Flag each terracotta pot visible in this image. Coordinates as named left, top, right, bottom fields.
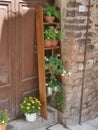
left=51, top=40, right=58, bottom=47
left=44, top=16, right=55, bottom=23
left=25, top=113, right=37, bottom=122
left=0, top=124, right=7, bottom=130
left=44, top=40, right=52, bottom=48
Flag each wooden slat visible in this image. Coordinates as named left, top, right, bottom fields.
left=36, top=6, right=47, bottom=119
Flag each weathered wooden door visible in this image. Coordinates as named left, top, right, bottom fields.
left=0, top=0, right=45, bottom=120
left=0, top=0, right=16, bottom=120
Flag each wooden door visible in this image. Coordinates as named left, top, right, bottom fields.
left=0, top=0, right=45, bottom=119
left=16, top=1, right=40, bottom=117
left=0, top=0, right=16, bottom=119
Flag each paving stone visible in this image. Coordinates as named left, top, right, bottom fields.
left=7, top=106, right=58, bottom=130
left=70, top=124, right=98, bottom=130
left=85, top=118, right=98, bottom=128
left=69, top=118, right=98, bottom=130
left=36, top=127, right=46, bottom=130
left=82, top=123, right=98, bottom=130
left=47, top=124, right=68, bottom=130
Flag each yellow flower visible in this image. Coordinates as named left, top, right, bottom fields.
left=23, top=100, right=26, bottom=103
left=32, top=106, right=35, bottom=109
left=26, top=107, right=30, bottom=110
left=38, top=107, right=40, bottom=110
left=34, top=97, right=36, bottom=100
left=1, top=120, right=5, bottom=123
left=32, top=101, right=34, bottom=104
left=27, top=103, right=31, bottom=106
left=29, top=96, right=32, bottom=100
left=21, top=106, right=23, bottom=108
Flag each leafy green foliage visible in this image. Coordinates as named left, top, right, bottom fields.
left=47, top=77, right=65, bottom=112
left=44, top=3, right=60, bottom=18
left=0, top=110, right=9, bottom=124
left=20, top=97, right=41, bottom=114
left=47, top=76, right=57, bottom=88
left=52, top=86, right=65, bottom=112
left=44, top=26, right=62, bottom=41
left=45, top=54, right=65, bottom=75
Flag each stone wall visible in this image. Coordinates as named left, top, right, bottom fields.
left=55, top=0, right=98, bottom=126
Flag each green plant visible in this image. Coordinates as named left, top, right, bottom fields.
left=51, top=85, right=65, bottom=112
left=46, top=76, right=60, bottom=90
left=47, top=77, right=65, bottom=112
left=44, top=26, right=62, bottom=41
left=20, top=97, right=41, bottom=114
left=45, top=54, right=66, bottom=75
left=44, top=3, right=60, bottom=18
left=0, top=110, right=10, bottom=124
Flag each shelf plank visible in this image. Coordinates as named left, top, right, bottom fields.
left=44, top=46, right=60, bottom=50
left=44, top=22, right=60, bottom=25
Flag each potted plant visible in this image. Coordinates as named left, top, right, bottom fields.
left=44, top=26, right=62, bottom=47
left=20, top=96, right=41, bottom=122
left=0, top=110, right=10, bottom=130
left=46, top=76, right=60, bottom=95
left=44, top=3, right=60, bottom=23
left=46, top=76, right=65, bottom=112
left=50, top=79, right=65, bottom=112
left=45, top=54, right=66, bottom=75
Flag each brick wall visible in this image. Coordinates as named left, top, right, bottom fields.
left=55, top=0, right=98, bottom=126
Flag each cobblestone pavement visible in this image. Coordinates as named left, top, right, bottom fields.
left=37, top=118, right=98, bottom=130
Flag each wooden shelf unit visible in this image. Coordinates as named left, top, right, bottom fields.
left=36, top=6, right=61, bottom=119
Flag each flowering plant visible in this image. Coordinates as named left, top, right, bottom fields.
left=0, top=110, right=10, bottom=124
left=45, top=54, right=66, bottom=75
left=46, top=76, right=65, bottom=112
left=46, top=76, right=62, bottom=90
left=44, top=3, right=60, bottom=18
left=44, top=26, right=62, bottom=41
left=20, top=97, right=41, bottom=114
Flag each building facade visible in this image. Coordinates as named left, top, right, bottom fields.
left=56, top=0, right=98, bottom=126
left=0, top=0, right=98, bottom=127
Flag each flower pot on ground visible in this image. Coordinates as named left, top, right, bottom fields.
left=20, top=96, right=41, bottom=122
left=25, top=113, right=37, bottom=122
left=44, top=3, right=60, bottom=23
left=0, top=124, right=7, bottom=130
left=0, top=110, right=10, bottom=130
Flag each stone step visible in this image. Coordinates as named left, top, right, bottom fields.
left=7, top=106, right=58, bottom=130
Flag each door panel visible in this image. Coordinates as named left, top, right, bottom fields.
left=16, top=2, right=39, bottom=116
left=19, top=3, right=37, bottom=78
left=0, top=1, right=16, bottom=119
